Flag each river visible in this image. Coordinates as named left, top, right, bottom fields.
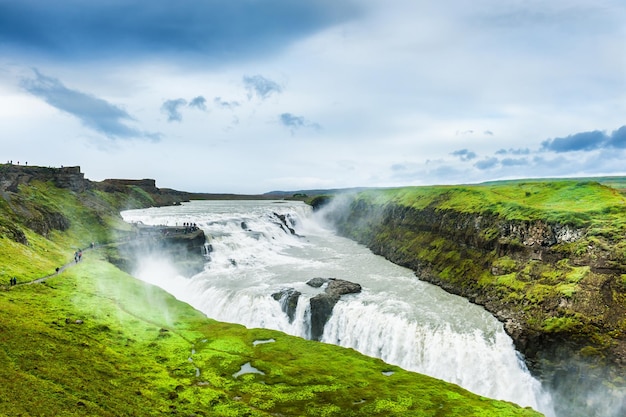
left=121, top=199, right=555, bottom=416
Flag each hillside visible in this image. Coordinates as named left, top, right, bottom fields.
left=0, top=164, right=542, bottom=416
left=321, top=179, right=626, bottom=417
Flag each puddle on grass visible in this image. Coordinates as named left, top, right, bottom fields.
left=382, top=371, right=395, bottom=376
left=253, top=339, right=276, bottom=346
left=233, top=362, right=265, bottom=378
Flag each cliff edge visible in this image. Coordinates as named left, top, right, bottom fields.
left=322, top=180, right=626, bottom=417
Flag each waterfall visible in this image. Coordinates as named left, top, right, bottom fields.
left=122, top=200, right=555, bottom=416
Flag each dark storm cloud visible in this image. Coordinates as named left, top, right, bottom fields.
left=21, top=69, right=159, bottom=140
left=188, top=96, right=207, bottom=111
left=244, top=75, right=283, bottom=100
left=279, top=113, right=321, bottom=132
left=0, top=1, right=361, bottom=63
left=161, top=98, right=187, bottom=122
left=451, top=149, right=477, bottom=161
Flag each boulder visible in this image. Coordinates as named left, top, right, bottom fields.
left=309, top=294, right=340, bottom=341
left=271, top=288, right=302, bottom=323
left=306, top=277, right=328, bottom=288
left=309, top=278, right=362, bottom=341
left=326, top=278, right=362, bottom=296
left=273, top=278, right=362, bottom=340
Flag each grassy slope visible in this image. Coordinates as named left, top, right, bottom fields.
left=0, top=181, right=542, bottom=416
left=362, top=179, right=626, bottom=228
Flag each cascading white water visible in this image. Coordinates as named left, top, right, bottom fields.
left=121, top=200, right=555, bottom=416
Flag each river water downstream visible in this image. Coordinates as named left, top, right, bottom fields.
left=121, top=200, right=555, bottom=416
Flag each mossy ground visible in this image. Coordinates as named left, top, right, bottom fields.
left=0, top=253, right=542, bottom=416
left=0, top=177, right=542, bottom=416
left=365, top=179, right=626, bottom=230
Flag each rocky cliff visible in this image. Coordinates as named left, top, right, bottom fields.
left=107, top=225, right=209, bottom=277
left=0, top=164, right=89, bottom=193
left=321, top=182, right=626, bottom=417
left=0, top=163, right=207, bottom=275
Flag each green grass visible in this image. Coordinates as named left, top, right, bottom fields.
left=0, top=253, right=542, bottom=416
left=357, top=179, right=626, bottom=229
left=0, top=176, right=543, bottom=416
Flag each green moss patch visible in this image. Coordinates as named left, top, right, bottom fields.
left=0, top=174, right=544, bottom=416
left=0, top=253, right=542, bottom=416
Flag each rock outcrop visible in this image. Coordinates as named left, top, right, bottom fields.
left=308, top=278, right=362, bottom=340
left=0, top=164, right=89, bottom=193
left=109, top=225, right=208, bottom=277
left=271, top=288, right=301, bottom=323
left=272, top=278, right=362, bottom=341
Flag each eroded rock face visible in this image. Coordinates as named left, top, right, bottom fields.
left=24, top=207, right=70, bottom=236
left=0, top=165, right=89, bottom=193
left=307, top=278, right=362, bottom=341
left=328, top=198, right=626, bottom=417
left=309, top=293, right=340, bottom=341
left=271, top=278, right=362, bottom=341
left=271, top=288, right=302, bottom=323
left=272, top=212, right=298, bottom=235
left=109, top=226, right=208, bottom=277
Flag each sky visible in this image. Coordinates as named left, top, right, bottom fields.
left=1, top=0, right=625, bottom=194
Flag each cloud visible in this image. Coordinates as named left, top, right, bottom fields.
left=496, top=148, right=531, bottom=155
left=188, top=96, right=207, bottom=111
left=451, top=149, right=477, bottom=161
left=455, top=130, right=494, bottom=137
left=279, top=113, right=321, bottom=132
left=214, top=97, right=240, bottom=110
left=539, top=126, right=626, bottom=153
left=501, top=157, right=529, bottom=166
left=541, top=130, right=607, bottom=152
left=161, top=96, right=208, bottom=121
left=607, top=125, right=626, bottom=149
left=20, top=69, right=159, bottom=140
left=161, top=98, right=188, bottom=122
left=0, top=1, right=360, bottom=63
left=244, top=75, right=283, bottom=100
left=391, top=163, right=408, bottom=172
left=474, top=157, right=499, bottom=170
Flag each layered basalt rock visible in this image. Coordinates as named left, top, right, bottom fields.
left=0, top=164, right=89, bottom=193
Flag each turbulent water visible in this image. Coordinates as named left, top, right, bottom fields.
left=121, top=200, right=555, bottom=416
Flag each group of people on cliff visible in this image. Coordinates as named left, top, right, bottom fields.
left=183, top=222, right=198, bottom=233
